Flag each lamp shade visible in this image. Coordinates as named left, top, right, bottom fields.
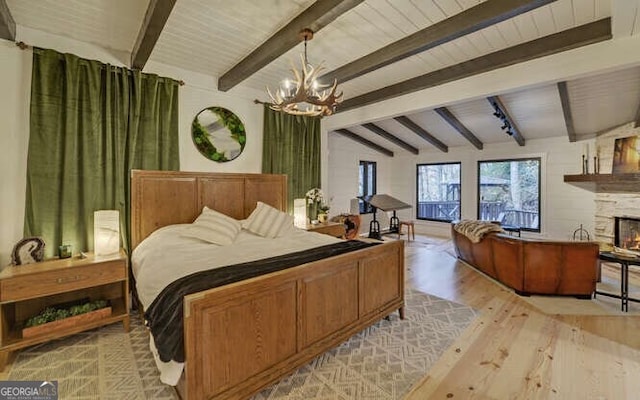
left=94, top=210, right=120, bottom=256
left=293, top=198, right=307, bottom=227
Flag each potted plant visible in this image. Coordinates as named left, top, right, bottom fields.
left=317, top=203, right=330, bottom=223
left=305, top=187, right=325, bottom=223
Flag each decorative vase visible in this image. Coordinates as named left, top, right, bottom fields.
left=307, top=200, right=319, bottom=222
left=318, top=213, right=328, bottom=223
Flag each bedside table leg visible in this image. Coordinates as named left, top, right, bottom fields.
left=398, top=307, right=405, bottom=320
left=122, top=315, right=131, bottom=333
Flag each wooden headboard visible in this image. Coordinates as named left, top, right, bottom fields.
left=130, top=170, right=287, bottom=249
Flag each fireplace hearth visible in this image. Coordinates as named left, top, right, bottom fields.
left=614, top=216, right=640, bottom=251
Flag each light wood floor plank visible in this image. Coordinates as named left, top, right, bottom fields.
left=405, top=235, right=640, bottom=400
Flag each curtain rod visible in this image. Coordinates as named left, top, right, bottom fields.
left=15, top=41, right=185, bottom=86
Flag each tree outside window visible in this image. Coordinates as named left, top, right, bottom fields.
left=477, top=158, right=541, bottom=231
left=416, top=163, right=461, bottom=222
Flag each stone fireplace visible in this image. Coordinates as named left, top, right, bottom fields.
left=593, top=123, right=640, bottom=247
left=615, top=216, right=640, bottom=251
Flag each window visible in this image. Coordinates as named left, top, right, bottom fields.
left=416, top=162, right=461, bottom=222
left=477, top=158, right=541, bottom=232
left=358, top=161, right=376, bottom=214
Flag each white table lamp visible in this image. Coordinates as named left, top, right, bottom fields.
left=293, top=198, right=307, bottom=227
left=94, top=210, right=120, bottom=256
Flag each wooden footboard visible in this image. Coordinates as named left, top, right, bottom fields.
left=130, top=170, right=405, bottom=399
left=180, top=240, right=404, bottom=400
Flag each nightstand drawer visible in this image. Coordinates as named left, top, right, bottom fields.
left=1, top=261, right=125, bottom=302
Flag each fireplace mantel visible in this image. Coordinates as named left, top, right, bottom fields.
left=563, top=173, right=640, bottom=193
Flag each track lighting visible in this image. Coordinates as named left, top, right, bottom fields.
left=490, top=100, right=514, bottom=137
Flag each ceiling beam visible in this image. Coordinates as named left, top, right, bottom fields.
left=333, top=129, right=394, bottom=157
left=131, top=0, right=177, bottom=70
left=487, top=96, right=525, bottom=146
left=339, top=18, right=611, bottom=112
left=361, top=123, right=419, bottom=154
left=434, top=107, right=483, bottom=150
left=393, top=116, right=448, bottom=153
left=0, top=0, right=16, bottom=41
left=218, top=0, right=364, bottom=92
left=557, top=81, right=577, bottom=142
left=320, top=0, right=555, bottom=85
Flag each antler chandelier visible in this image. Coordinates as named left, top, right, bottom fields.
left=265, top=28, right=342, bottom=117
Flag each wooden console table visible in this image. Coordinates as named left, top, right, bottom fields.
left=596, top=252, right=640, bottom=312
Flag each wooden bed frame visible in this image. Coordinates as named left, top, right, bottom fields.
left=130, top=170, right=405, bottom=400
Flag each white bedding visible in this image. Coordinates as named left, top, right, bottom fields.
left=131, top=224, right=342, bottom=385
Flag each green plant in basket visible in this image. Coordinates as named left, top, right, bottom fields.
left=25, top=299, right=109, bottom=328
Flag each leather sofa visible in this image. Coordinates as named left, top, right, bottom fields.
left=451, top=223, right=599, bottom=297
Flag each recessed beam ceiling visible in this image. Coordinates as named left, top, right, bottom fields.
left=557, top=81, right=576, bottom=142
left=218, top=0, right=364, bottom=92
left=487, top=96, right=525, bottom=146
left=131, top=0, right=177, bottom=70
left=0, top=0, right=16, bottom=41
left=333, top=129, right=394, bottom=157
left=435, top=107, right=483, bottom=150
left=320, top=0, right=556, bottom=85
left=361, top=123, right=419, bottom=154
left=393, top=116, right=448, bottom=153
left=339, top=18, right=612, bottom=112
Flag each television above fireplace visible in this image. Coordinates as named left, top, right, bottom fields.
left=614, top=216, right=640, bottom=253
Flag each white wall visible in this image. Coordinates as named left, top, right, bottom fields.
left=0, top=41, right=32, bottom=267
left=0, top=28, right=264, bottom=266
left=328, top=132, right=597, bottom=240
left=326, top=132, right=409, bottom=234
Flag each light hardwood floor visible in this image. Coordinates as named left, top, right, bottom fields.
left=404, top=235, right=640, bottom=400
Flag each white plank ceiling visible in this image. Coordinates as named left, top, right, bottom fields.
left=4, top=0, right=640, bottom=153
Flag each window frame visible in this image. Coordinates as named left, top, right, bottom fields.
left=415, top=161, right=462, bottom=223
left=358, top=160, right=377, bottom=214
left=476, top=157, right=542, bottom=233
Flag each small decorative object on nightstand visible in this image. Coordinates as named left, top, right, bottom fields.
left=58, top=244, right=72, bottom=259
left=11, top=237, right=45, bottom=265
left=0, top=250, right=129, bottom=371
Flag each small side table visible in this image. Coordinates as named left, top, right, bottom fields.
left=596, top=252, right=640, bottom=312
left=501, top=225, right=521, bottom=237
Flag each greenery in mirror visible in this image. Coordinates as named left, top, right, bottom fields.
left=192, top=107, right=246, bottom=162
left=25, top=299, right=109, bottom=328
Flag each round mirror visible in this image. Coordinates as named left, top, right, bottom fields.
left=192, top=107, right=246, bottom=162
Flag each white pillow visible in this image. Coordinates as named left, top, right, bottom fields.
left=243, top=201, right=293, bottom=238
left=181, top=206, right=241, bottom=245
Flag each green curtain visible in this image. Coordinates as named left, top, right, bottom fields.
left=262, top=105, right=321, bottom=213
left=24, top=48, right=179, bottom=257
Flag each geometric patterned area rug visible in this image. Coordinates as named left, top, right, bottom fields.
left=8, top=290, right=477, bottom=400
left=8, top=318, right=176, bottom=400
left=252, top=289, right=477, bottom=399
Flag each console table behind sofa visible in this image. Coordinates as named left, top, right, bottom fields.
left=451, top=224, right=599, bottom=297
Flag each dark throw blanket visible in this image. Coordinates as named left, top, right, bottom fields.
left=144, top=240, right=379, bottom=363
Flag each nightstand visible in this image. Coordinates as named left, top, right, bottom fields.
left=0, top=250, right=129, bottom=370
left=303, top=221, right=346, bottom=238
